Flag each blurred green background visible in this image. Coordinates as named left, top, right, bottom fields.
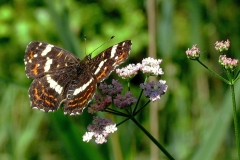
left=0, top=0, right=240, bottom=159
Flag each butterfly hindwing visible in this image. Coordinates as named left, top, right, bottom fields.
left=28, top=69, right=77, bottom=112
left=29, top=76, right=62, bottom=112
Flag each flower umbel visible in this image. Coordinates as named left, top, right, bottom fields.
left=113, top=91, right=137, bottom=108
left=83, top=116, right=117, bottom=144
left=215, top=39, right=230, bottom=52
left=219, top=55, right=239, bottom=71
left=116, top=63, right=142, bottom=80
left=99, top=79, right=123, bottom=96
left=88, top=94, right=112, bottom=114
left=88, top=80, right=124, bottom=114
left=140, top=57, right=164, bottom=76
left=186, top=44, right=200, bottom=59
left=140, top=80, right=168, bottom=102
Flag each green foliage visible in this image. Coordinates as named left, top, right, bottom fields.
left=0, top=0, right=239, bottom=159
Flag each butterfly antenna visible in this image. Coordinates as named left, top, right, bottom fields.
left=90, top=36, right=115, bottom=54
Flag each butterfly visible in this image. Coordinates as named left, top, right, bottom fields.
left=24, top=40, right=132, bottom=115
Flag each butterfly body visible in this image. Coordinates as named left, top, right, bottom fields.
left=24, top=40, right=132, bottom=115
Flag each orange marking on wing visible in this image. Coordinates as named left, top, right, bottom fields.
left=44, top=99, right=55, bottom=107
left=29, top=51, right=34, bottom=60
left=34, top=88, right=41, bottom=100
left=41, top=85, right=57, bottom=101
left=116, top=52, right=127, bottom=63
left=45, top=100, right=51, bottom=105
left=68, top=86, right=94, bottom=107
left=33, top=86, right=56, bottom=108
left=97, top=67, right=108, bottom=80
left=78, top=86, right=94, bottom=105
left=31, top=64, right=39, bottom=75
left=68, top=103, right=77, bottom=108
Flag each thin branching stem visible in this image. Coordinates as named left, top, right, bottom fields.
left=197, top=59, right=230, bottom=84
left=104, top=108, right=128, bottom=117
left=134, top=100, right=150, bottom=115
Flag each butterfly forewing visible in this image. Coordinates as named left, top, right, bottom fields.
left=24, top=41, right=80, bottom=79
left=90, top=40, right=132, bottom=82
left=24, top=40, right=132, bottom=115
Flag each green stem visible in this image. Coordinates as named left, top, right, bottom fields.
left=133, top=76, right=149, bottom=113
left=230, top=84, right=240, bottom=159
left=131, top=117, right=175, bottom=160
left=133, top=89, right=144, bottom=113
left=225, top=69, right=233, bottom=82
left=134, top=100, right=150, bottom=115
left=233, top=70, right=240, bottom=83
left=104, top=108, right=128, bottom=117
left=197, top=59, right=229, bottom=84
left=116, top=117, right=131, bottom=126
